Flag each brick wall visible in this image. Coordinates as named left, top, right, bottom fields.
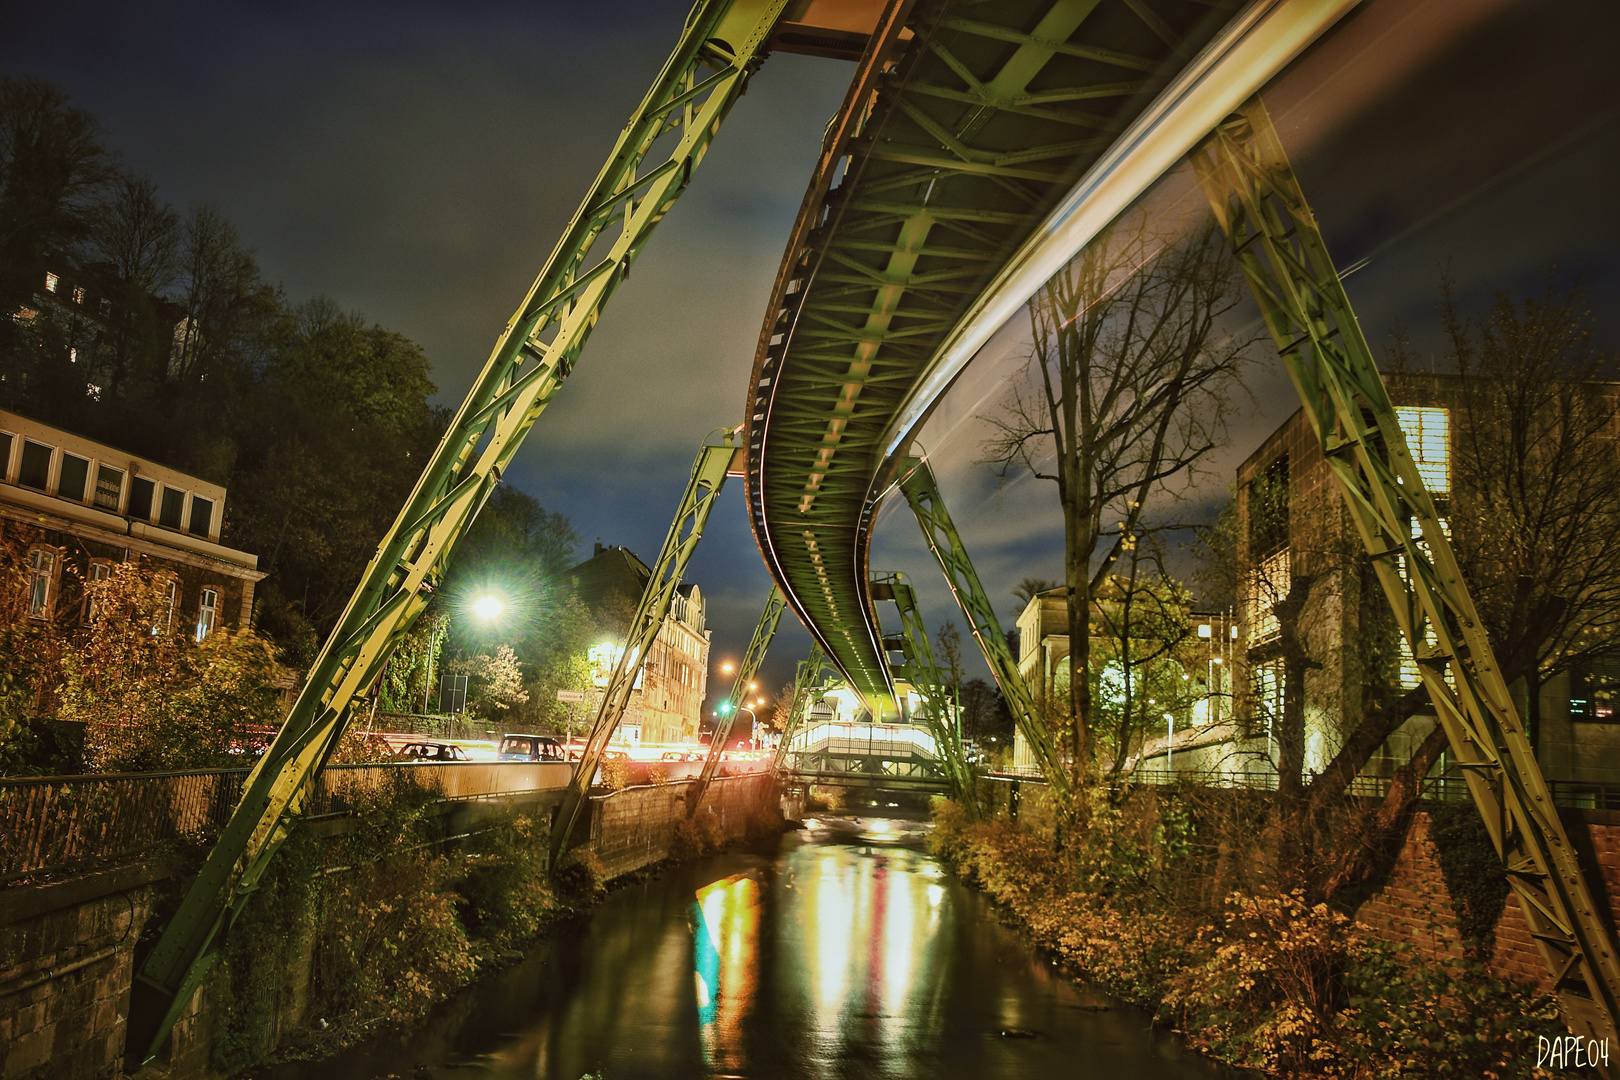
left=1357, top=807, right=1620, bottom=993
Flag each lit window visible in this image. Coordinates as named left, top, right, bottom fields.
left=72, top=286, right=84, bottom=305
left=1252, top=660, right=1283, bottom=724
left=1197, top=624, right=1212, bottom=639
left=83, top=561, right=112, bottom=624
left=93, top=466, right=123, bottom=511
left=1394, top=406, right=1449, bottom=494
left=1247, top=549, right=1290, bottom=644
left=86, top=383, right=101, bottom=401
left=27, top=548, right=54, bottom=618
left=196, top=588, right=218, bottom=641
left=19, top=441, right=51, bottom=490
left=69, top=347, right=77, bottom=364
left=44, top=272, right=58, bottom=293
left=58, top=454, right=89, bottom=502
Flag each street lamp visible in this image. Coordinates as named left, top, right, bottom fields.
left=721, top=661, right=735, bottom=674
left=471, top=592, right=505, bottom=623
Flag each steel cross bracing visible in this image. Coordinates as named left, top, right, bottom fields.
left=552, top=432, right=744, bottom=863
left=687, top=585, right=787, bottom=814
left=772, top=644, right=831, bottom=774
left=124, top=0, right=792, bottom=1062
left=745, top=0, right=1238, bottom=717
left=1192, top=98, right=1620, bottom=1054
left=897, top=456, right=1068, bottom=799
left=870, top=572, right=979, bottom=813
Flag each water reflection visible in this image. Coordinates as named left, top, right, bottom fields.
left=692, top=872, right=759, bottom=1074
left=283, top=814, right=1224, bottom=1079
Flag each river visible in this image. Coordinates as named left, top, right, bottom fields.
left=278, top=813, right=1226, bottom=1079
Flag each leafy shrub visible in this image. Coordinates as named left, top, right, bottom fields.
left=672, top=811, right=726, bottom=859
left=456, top=812, right=558, bottom=944
left=552, top=847, right=607, bottom=910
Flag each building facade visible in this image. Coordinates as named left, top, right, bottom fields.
left=567, top=542, right=712, bottom=747
left=0, top=408, right=265, bottom=638
left=1230, top=374, right=1620, bottom=788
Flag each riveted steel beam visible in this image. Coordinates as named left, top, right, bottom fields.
left=124, top=1, right=792, bottom=1064
left=1193, top=96, right=1620, bottom=1063
left=552, top=432, right=743, bottom=861
left=896, top=457, right=1067, bottom=801
left=687, top=585, right=787, bottom=813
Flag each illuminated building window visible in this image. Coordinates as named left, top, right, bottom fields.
left=83, top=561, right=112, bottom=624
left=44, top=272, right=58, bottom=293
left=1571, top=660, right=1620, bottom=723
left=196, top=588, right=218, bottom=642
left=93, top=466, right=122, bottom=511
left=1247, top=548, right=1289, bottom=644
left=69, top=347, right=77, bottom=364
left=27, top=548, right=54, bottom=618
left=153, top=576, right=178, bottom=635
left=1394, top=406, right=1449, bottom=494
left=1252, top=660, right=1283, bottom=724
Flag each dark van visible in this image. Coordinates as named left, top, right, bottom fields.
left=498, top=734, right=565, bottom=762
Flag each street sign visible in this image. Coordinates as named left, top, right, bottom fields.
left=556, top=690, right=586, bottom=702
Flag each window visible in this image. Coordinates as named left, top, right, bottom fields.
left=1394, top=406, right=1450, bottom=494
left=0, top=432, right=11, bottom=479
left=72, top=286, right=84, bottom=305
left=129, top=477, right=155, bottom=520
left=196, top=588, right=218, bottom=641
left=19, top=441, right=51, bottom=490
left=27, top=548, right=54, bottom=618
left=44, top=272, right=58, bottom=293
left=1247, top=548, right=1290, bottom=645
left=1570, top=660, right=1620, bottom=723
left=188, top=496, right=213, bottom=537
left=58, top=454, right=89, bottom=502
left=94, top=466, right=123, bottom=511
left=68, top=347, right=77, bottom=364
left=1248, top=454, right=1290, bottom=557
left=83, top=561, right=112, bottom=624
left=159, top=487, right=184, bottom=529
left=153, top=577, right=178, bottom=635
left=99, top=298, right=111, bottom=316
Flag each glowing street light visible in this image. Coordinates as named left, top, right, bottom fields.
left=471, top=593, right=505, bottom=623
left=721, top=661, right=735, bottom=674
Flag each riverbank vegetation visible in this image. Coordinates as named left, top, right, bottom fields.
left=931, top=790, right=1568, bottom=1079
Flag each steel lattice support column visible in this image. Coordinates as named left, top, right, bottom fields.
left=121, top=3, right=790, bottom=1063
left=871, top=572, right=979, bottom=816
left=896, top=456, right=1067, bottom=801
left=1193, top=97, right=1620, bottom=1057
left=687, top=585, right=787, bottom=814
left=552, top=431, right=744, bottom=861
left=772, top=644, right=829, bottom=775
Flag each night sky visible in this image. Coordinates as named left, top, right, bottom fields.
left=6, top=0, right=1617, bottom=704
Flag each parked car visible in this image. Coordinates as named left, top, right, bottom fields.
left=661, top=750, right=703, bottom=762
left=394, top=741, right=470, bottom=762
left=498, top=734, right=567, bottom=762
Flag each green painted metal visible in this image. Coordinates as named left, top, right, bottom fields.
left=897, top=456, right=1067, bottom=800
left=870, top=571, right=979, bottom=814
left=771, top=644, right=830, bottom=775
left=552, top=432, right=743, bottom=862
left=123, top=1, right=790, bottom=1063
left=687, top=585, right=787, bottom=813
left=1193, top=97, right=1620, bottom=1057
left=745, top=0, right=1237, bottom=716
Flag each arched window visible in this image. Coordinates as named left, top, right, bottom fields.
left=82, top=560, right=113, bottom=625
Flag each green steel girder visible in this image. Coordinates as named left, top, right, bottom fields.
left=744, top=0, right=1237, bottom=718
left=896, top=457, right=1068, bottom=800
left=125, top=0, right=791, bottom=1064
left=772, top=644, right=831, bottom=774
left=1193, top=97, right=1620, bottom=1058
left=554, top=432, right=743, bottom=860
left=870, top=571, right=980, bottom=814
left=687, top=585, right=787, bottom=813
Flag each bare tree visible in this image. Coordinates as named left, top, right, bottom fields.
left=981, top=212, right=1254, bottom=789
left=1012, top=577, right=1061, bottom=611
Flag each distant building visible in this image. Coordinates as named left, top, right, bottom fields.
left=0, top=408, right=265, bottom=638
left=1010, top=584, right=1236, bottom=775
left=566, top=541, right=711, bottom=747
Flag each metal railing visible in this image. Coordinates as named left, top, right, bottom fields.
left=0, top=760, right=578, bottom=881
